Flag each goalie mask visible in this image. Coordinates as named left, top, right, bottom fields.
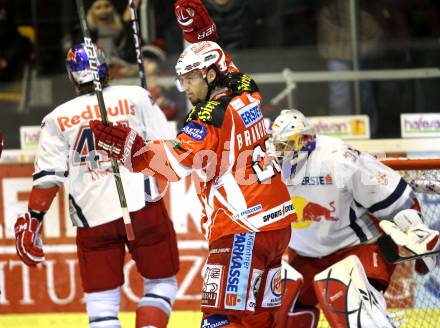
left=271, top=109, right=315, bottom=159
left=66, top=43, right=108, bottom=85
left=175, top=41, right=228, bottom=92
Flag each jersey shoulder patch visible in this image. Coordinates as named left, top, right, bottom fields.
left=185, top=97, right=231, bottom=128
left=226, top=72, right=259, bottom=96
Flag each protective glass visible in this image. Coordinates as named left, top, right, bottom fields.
left=175, top=70, right=205, bottom=92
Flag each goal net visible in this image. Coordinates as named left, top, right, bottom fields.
left=383, top=158, right=440, bottom=328
left=318, top=157, right=440, bottom=328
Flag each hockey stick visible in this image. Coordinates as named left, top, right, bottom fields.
left=127, top=0, right=147, bottom=88
left=75, top=0, right=135, bottom=240
left=377, top=234, right=440, bottom=264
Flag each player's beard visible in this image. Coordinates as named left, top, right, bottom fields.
left=188, top=92, right=205, bottom=106
left=189, top=97, right=202, bottom=106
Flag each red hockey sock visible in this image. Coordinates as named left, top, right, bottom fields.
left=136, top=306, right=169, bottom=328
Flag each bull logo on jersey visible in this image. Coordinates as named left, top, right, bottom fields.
left=376, top=173, right=388, bottom=185
left=292, top=196, right=338, bottom=229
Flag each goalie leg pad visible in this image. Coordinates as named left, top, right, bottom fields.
left=313, top=255, right=394, bottom=328
left=275, top=260, right=304, bottom=328
left=136, top=276, right=178, bottom=328
left=85, top=287, right=121, bottom=328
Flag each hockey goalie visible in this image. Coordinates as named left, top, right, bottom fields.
left=271, top=109, right=440, bottom=328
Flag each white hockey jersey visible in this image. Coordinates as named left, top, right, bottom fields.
left=33, top=85, right=173, bottom=227
left=283, top=135, right=417, bottom=257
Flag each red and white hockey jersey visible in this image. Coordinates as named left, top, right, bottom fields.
left=134, top=87, right=296, bottom=243
left=283, top=135, right=418, bottom=257
left=33, top=85, right=173, bottom=227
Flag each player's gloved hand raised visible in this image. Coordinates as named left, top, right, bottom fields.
left=15, top=212, right=45, bottom=266
left=90, top=120, right=147, bottom=171
left=174, top=0, right=218, bottom=43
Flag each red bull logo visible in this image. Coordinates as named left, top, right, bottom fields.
left=67, top=49, right=76, bottom=62
left=303, top=200, right=337, bottom=222
left=292, top=197, right=338, bottom=228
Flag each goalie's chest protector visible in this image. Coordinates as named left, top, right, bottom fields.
left=35, top=86, right=155, bottom=227
left=284, top=135, right=406, bottom=258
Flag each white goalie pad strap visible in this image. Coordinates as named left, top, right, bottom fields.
left=287, top=309, right=319, bottom=328
left=313, top=255, right=396, bottom=328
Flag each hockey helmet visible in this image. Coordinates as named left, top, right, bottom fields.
left=271, top=109, right=315, bottom=157
left=66, top=43, right=108, bottom=85
left=175, top=41, right=228, bottom=91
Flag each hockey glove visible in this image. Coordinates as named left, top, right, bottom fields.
left=90, top=120, right=147, bottom=171
left=174, top=0, right=218, bottom=43
left=379, top=209, right=439, bottom=274
left=15, top=212, right=45, bottom=266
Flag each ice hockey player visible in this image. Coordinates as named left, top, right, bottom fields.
left=90, top=38, right=296, bottom=327
left=270, top=109, right=440, bottom=328
left=14, top=43, right=179, bottom=328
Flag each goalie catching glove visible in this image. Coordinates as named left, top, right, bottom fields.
left=89, top=120, right=147, bottom=171
left=15, top=212, right=45, bottom=266
left=174, top=0, right=218, bottom=43
left=379, top=209, right=440, bottom=274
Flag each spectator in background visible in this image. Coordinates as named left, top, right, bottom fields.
left=0, top=4, right=33, bottom=82
left=203, top=0, right=255, bottom=50
left=86, top=0, right=138, bottom=77
left=317, top=0, right=383, bottom=135
left=405, top=0, right=440, bottom=113
left=142, top=39, right=180, bottom=121
left=63, top=0, right=138, bottom=78
left=203, top=0, right=285, bottom=50
left=173, top=0, right=281, bottom=51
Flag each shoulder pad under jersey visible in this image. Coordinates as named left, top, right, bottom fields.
left=226, top=72, right=259, bottom=96
left=185, top=97, right=231, bottom=128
